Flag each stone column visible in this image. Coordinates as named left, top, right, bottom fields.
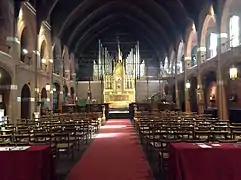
left=59, top=57, right=64, bottom=111
left=7, top=32, right=19, bottom=123
left=174, top=54, right=180, bottom=109
left=217, top=33, right=228, bottom=120
left=196, top=79, right=205, bottom=115
left=184, top=57, right=191, bottom=112
left=175, top=79, right=180, bottom=110
left=8, top=84, right=17, bottom=124
left=3, top=1, right=19, bottom=123
left=196, top=47, right=206, bottom=114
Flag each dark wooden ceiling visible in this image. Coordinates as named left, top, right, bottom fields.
left=21, top=0, right=221, bottom=63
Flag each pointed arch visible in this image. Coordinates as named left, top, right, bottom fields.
left=185, top=23, right=198, bottom=58
left=200, top=6, right=217, bottom=47
left=21, top=84, right=31, bottom=119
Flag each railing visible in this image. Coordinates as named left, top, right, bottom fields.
left=205, top=37, right=237, bottom=61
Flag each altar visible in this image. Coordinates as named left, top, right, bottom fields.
left=103, top=40, right=135, bottom=108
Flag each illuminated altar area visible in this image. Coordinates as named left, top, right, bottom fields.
left=104, top=40, right=136, bottom=108
left=93, top=39, right=145, bottom=108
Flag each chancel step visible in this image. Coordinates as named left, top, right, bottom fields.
left=108, top=108, right=130, bottom=119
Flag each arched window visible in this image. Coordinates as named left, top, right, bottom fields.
left=177, top=56, right=184, bottom=74
left=20, top=28, right=31, bottom=65
left=209, top=33, right=218, bottom=58
left=164, top=57, right=171, bottom=74
left=191, top=45, right=197, bottom=67
left=53, top=47, right=60, bottom=75
left=40, top=41, right=47, bottom=71
left=229, top=15, right=240, bottom=47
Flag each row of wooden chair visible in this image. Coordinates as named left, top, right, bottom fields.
left=0, top=112, right=103, bottom=159
left=134, top=111, right=241, bottom=173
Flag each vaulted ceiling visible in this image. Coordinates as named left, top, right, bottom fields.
left=29, top=0, right=217, bottom=62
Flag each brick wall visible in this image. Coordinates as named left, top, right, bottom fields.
left=77, top=81, right=102, bottom=103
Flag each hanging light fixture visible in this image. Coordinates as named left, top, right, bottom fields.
left=185, top=81, right=191, bottom=89
left=229, top=66, right=238, bottom=80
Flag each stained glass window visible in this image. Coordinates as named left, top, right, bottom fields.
left=209, top=33, right=218, bottom=58
left=229, top=15, right=240, bottom=47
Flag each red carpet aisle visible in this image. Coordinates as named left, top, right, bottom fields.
left=68, top=119, right=153, bottom=180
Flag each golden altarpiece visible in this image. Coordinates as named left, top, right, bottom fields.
left=93, top=40, right=141, bottom=108
left=104, top=41, right=136, bottom=108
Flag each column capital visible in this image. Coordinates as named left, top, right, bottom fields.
left=197, top=47, right=206, bottom=52
left=218, top=33, right=228, bottom=39
left=184, top=56, right=191, bottom=61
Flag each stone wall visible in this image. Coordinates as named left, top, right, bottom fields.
left=136, top=80, right=164, bottom=102
left=77, top=81, right=102, bottom=103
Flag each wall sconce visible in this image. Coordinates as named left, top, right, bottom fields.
left=22, top=49, right=28, bottom=54
left=209, top=94, right=215, bottom=102
left=46, top=84, right=51, bottom=91
left=230, top=93, right=237, bottom=102
left=185, top=81, right=191, bottom=89
left=229, top=66, right=238, bottom=80
left=35, top=88, right=40, bottom=93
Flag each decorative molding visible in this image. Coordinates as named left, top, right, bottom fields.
left=43, top=21, right=51, bottom=31
left=24, top=2, right=36, bottom=15
left=0, top=51, right=11, bottom=59
left=197, top=47, right=206, bottom=52
left=6, top=36, right=20, bottom=44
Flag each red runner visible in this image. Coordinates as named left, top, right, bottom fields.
left=68, top=119, right=152, bottom=180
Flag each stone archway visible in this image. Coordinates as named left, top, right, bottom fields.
left=189, top=77, right=198, bottom=112
left=0, top=66, right=11, bottom=118
left=21, top=84, right=31, bottom=119
left=20, top=27, right=32, bottom=65
left=202, top=71, right=217, bottom=117
left=40, top=41, right=48, bottom=71
left=185, top=24, right=198, bottom=58
left=203, top=71, right=217, bottom=107
left=178, top=81, right=185, bottom=111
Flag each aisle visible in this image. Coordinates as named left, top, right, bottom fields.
left=67, top=119, right=153, bottom=180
